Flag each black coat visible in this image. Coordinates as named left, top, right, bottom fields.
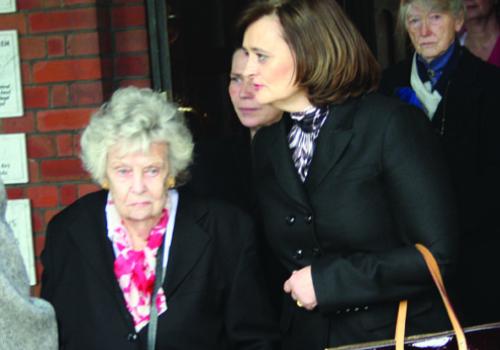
left=380, top=48, right=500, bottom=325
left=187, top=132, right=255, bottom=212
left=41, top=189, right=279, bottom=350
left=252, top=93, right=459, bottom=349
left=186, top=123, right=288, bottom=317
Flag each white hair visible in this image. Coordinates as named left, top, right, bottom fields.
left=398, top=0, right=465, bottom=30
left=80, top=87, right=194, bottom=184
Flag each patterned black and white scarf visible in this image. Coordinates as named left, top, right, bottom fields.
left=288, top=105, right=329, bottom=182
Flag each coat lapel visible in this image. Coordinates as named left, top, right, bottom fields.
left=67, top=191, right=132, bottom=323
left=305, top=100, right=356, bottom=192
left=163, top=194, right=210, bottom=298
left=266, top=119, right=310, bottom=209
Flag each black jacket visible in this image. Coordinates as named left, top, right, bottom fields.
left=380, top=48, right=500, bottom=325
left=252, top=93, right=459, bottom=349
left=41, top=189, right=279, bottom=350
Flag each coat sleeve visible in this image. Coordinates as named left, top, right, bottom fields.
left=40, top=215, right=67, bottom=303
left=311, top=104, right=459, bottom=314
left=40, top=210, right=75, bottom=349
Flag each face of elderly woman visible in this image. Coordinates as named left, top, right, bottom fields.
left=406, top=3, right=464, bottom=62
left=242, top=14, right=310, bottom=112
left=105, top=142, right=169, bottom=227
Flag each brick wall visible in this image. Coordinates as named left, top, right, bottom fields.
left=0, top=0, right=151, bottom=294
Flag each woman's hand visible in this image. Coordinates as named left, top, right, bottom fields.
left=283, top=266, right=318, bottom=311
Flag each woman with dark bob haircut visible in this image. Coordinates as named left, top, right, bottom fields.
left=239, top=0, right=459, bottom=348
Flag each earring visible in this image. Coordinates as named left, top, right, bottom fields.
left=166, top=176, right=176, bottom=189
left=101, top=179, right=109, bottom=190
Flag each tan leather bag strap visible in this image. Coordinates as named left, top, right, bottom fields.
left=394, top=244, right=467, bottom=350
left=395, top=300, right=407, bottom=350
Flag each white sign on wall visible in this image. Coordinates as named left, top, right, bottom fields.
left=6, top=199, right=36, bottom=286
left=0, top=0, right=16, bottom=14
left=0, top=30, right=23, bottom=117
left=0, top=133, right=29, bottom=184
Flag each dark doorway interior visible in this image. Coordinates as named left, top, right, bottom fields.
left=163, top=0, right=250, bottom=139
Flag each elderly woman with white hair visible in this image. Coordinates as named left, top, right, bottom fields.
left=379, top=0, right=500, bottom=326
left=40, top=87, right=279, bottom=350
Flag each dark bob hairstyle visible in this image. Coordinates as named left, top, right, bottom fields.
left=238, top=0, right=380, bottom=105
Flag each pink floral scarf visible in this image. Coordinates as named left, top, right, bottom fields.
left=106, top=197, right=168, bottom=332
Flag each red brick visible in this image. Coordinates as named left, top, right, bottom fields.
left=63, top=0, right=95, bottom=5
left=5, top=187, right=24, bottom=199
left=118, top=79, right=151, bottom=89
left=51, top=84, right=69, bottom=107
left=0, top=112, right=35, bottom=133
left=26, top=185, right=59, bottom=208
left=33, top=280, right=42, bottom=295
left=27, top=134, right=56, bottom=158
left=115, top=54, right=149, bottom=77
left=70, top=81, right=103, bottom=105
left=67, top=32, right=99, bottom=56
left=28, top=159, right=40, bottom=183
left=32, top=210, right=44, bottom=233
left=40, top=158, right=87, bottom=180
left=73, top=133, right=82, bottom=155
left=33, top=58, right=102, bottom=83
left=34, top=283, right=41, bottom=295
left=47, top=35, right=65, bottom=57
left=20, top=37, right=46, bottom=60
left=78, top=183, right=100, bottom=196
left=23, top=86, right=49, bottom=109
left=22, top=63, right=32, bottom=84
left=43, top=0, right=61, bottom=7
left=0, top=14, right=27, bottom=34
left=37, top=108, right=94, bottom=131
left=35, top=261, right=43, bottom=288
left=115, top=29, right=148, bottom=53
left=111, top=5, right=145, bottom=28
left=34, top=267, right=42, bottom=290
left=29, top=9, right=98, bottom=33
left=113, top=0, right=143, bottom=3
left=32, top=284, right=41, bottom=297
left=56, top=133, right=74, bottom=156
left=34, top=234, right=46, bottom=258
left=60, top=184, right=78, bottom=205
left=18, top=0, right=44, bottom=10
